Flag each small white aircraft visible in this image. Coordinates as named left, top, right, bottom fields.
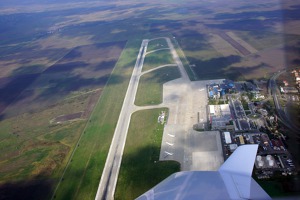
left=137, top=145, right=271, bottom=200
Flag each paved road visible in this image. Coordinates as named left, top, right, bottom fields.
left=95, top=39, right=149, bottom=200
left=228, top=96, right=241, bottom=130
left=268, top=70, right=300, bottom=133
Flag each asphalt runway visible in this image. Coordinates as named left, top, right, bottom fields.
left=95, top=37, right=226, bottom=199
left=95, top=40, right=148, bottom=200
left=95, top=37, right=186, bottom=199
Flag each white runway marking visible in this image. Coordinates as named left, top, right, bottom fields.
left=166, top=142, right=174, bottom=146
left=165, top=151, right=173, bottom=155
left=168, top=134, right=175, bottom=137
left=174, top=101, right=179, bottom=124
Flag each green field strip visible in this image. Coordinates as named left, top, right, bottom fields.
left=142, top=49, right=175, bottom=72
left=52, top=39, right=142, bottom=200
left=147, top=38, right=169, bottom=52
left=115, top=108, right=180, bottom=200
left=170, top=37, right=198, bottom=81
left=135, top=66, right=181, bottom=106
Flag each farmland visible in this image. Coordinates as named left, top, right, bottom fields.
left=52, top=39, right=141, bottom=200
left=2, top=41, right=126, bottom=118
left=0, top=30, right=126, bottom=200
left=0, top=0, right=300, bottom=199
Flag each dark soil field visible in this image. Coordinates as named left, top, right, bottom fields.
left=0, top=179, right=54, bottom=200
left=53, top=112, right=83, bottom=124
left=2, top=41, right=125, bottom=118
left=0, top=74, right=40, bottom=114
left=81, top=89, right=102, bottom=119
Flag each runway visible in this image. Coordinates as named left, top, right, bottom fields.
left=95, top=39, right=148, bottom=200
left=95, top=37, right=224, bottom=199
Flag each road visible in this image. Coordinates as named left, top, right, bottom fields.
left=228, top=96, right=241, bottom=130
left=268, top=70, right=300, bottom=133
left=95, top=39, right=149, bottom=200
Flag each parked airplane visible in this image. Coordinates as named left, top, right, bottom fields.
left=137, top=144, right=271, bottom=200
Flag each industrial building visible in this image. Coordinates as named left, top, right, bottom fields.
left=224, top=132, right=232, bottom=144
left=207, top=79, right=235, bottom=99
left=209, top=104, right=234, bottom=130
left=255, top=155, right=278, bottom=169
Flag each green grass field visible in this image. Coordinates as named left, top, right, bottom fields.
left=135, top=66, right=181, bottom=106
left=115, top=108, right=180, bottom=200
left=173, top=32, right=238, bottom=80
left=142, top=49, right=175, bottom=72
left=0, top=95, right=89, bottom=184
left=2, top=1, right=300, bottom=199
left=147, top=38, right=169, bottom=52
left=234, top=31, right=300, bottom=51
left=52, top=39, right=142, bottom=200
left=170, top=37, right=198, bottom=81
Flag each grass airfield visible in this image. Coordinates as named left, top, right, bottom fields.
left=115, top=108, right=180, bottom=200
left=0, top=0, right=300, bottom=199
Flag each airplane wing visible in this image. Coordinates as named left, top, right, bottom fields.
left=136, top=144, right=271, bottom=200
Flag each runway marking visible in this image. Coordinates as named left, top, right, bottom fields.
left=199, top=88, right=204, bottom=91
left=168, top=134, right=175, bottom=137
left=165, top=151, right=173, bottom=156
left=95, top=39, right=149, bottom=200
left=166, top=142, right=174, bottom=146
left=174, top=101, right=179, bottom=124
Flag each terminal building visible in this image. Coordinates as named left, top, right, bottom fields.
left=207, top=79, right=235, bottom=99
left=209, top=104, right=235, bottom=131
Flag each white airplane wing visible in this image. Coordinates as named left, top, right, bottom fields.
left=136, top=144, right=271, bottom=200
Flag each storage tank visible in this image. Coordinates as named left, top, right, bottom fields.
left=266, top=155, right=273, bottom=161
left=256, top=155, right=262, bottom=161
left=269, top=160, right=275, bottom=167
left=258, top=161, right=264, bottom=168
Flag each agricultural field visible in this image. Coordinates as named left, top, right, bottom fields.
left=0, top=38, right=126, bottom=199
left=115, top=108, right=180, bottom=200
left=2, top=41, right=125, bottom=118
left=52, top=39, right=141, bottom=200
left=0, top=0, right=300, bottom=199
left=135, top=66, right=181, bottom=106
left=173, top=32, right=243, bottom=80
left=0, top=10, right=127, bottom=200
left=0, top=97, right=88, bottom=199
